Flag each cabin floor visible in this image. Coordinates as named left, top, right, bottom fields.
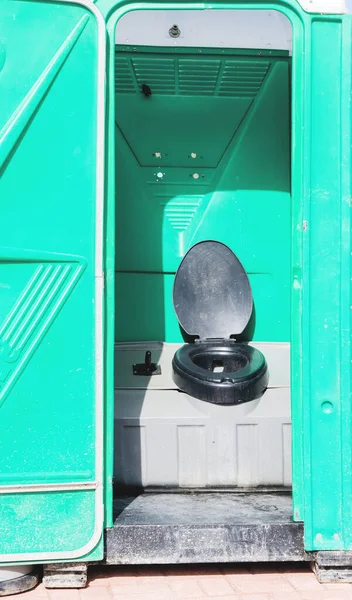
left=105, top=492, right=306, bottom=565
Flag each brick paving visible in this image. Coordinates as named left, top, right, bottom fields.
left=18, top=563, right=352, bottom=599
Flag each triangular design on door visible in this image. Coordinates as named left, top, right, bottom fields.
left=0, top=256, right=86, bottom=406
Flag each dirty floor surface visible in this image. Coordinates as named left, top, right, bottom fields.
left=17, top=563, right=352, bottom=599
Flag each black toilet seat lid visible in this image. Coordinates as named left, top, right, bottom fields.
left=173, top=241, right=253, bottom=340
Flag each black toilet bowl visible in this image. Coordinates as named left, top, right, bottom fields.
left=172, top=342, right=268, bottom=406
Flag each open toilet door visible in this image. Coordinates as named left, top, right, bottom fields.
left=0, top=0, right=105, bottom=561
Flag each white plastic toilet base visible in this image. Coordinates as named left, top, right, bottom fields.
left=0, top=567, right=38, bottom=597
left=0, top=566, right=32, bottom=582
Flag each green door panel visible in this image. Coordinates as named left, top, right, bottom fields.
left=115, top=47, right=290, bottom=343
left=0, top=0, right=105, bottom=561
left=1, top=492, right=96, bottom=555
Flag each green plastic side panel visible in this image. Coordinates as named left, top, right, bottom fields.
left=300, top=16, right=352, bottom=551
left=0, top=1, right=103, bottom=560
left=115, top=48, right=291, bottom=343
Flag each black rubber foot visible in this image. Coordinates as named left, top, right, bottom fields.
left=0, top=572, right=39, bottom=597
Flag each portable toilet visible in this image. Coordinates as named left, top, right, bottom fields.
left=0, top=0, right=351, bottom=593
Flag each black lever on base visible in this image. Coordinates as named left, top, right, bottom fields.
left=133, top=351, right=161, bottom=376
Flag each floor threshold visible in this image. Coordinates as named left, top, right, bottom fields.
left=105, top=492, right=306, bottom=565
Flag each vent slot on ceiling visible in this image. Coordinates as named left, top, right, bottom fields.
left=115, top=52, right=271, bottom=98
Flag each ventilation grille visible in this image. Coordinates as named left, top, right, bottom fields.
left=132, top=57, right=176, bottom=94
left=219, top=60, right=270, bottom=97
left=158, top=194, right=204, bottom=233
left=115, top=57, right=135, bottom=93
left=115, top=52, right=270, bottom=97
left=178, top=59, right=221, bottom=96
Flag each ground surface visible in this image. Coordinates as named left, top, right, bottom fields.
left=17, top=563, right=352, bottom=599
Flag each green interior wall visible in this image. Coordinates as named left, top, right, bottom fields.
left=114, top=46, right=291, bottom=343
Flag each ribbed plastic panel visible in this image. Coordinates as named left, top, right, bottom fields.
left=131, top=57, right=175, bottom=94
left=178, top=58, right=221, bottom=96
left=160, top=195, right=205, bottom=232
left=219, top=60, right=270, bottom=97
left=114, top=342, right=291, bottom=489
left=115, top=52, right=270, bottom=97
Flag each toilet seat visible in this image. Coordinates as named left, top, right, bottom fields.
left=172, top=241, right=269, bottom=405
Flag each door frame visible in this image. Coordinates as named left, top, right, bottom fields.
left=105, top=0, right=352, bottom=551
left=105, top=0, right=304, bottom=519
